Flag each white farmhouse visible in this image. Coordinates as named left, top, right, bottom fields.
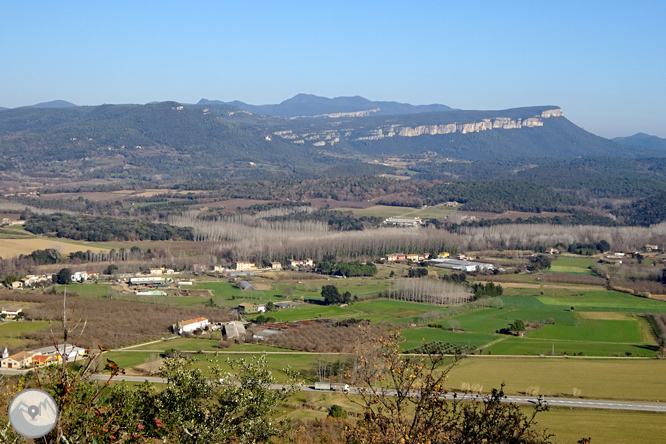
left=177, top=317, right=209, bottom=334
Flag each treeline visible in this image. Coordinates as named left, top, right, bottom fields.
left=177, top=176, right=410, bottom=202
left=470, top=282, right=503, bottom=299
left=566, top=240, right=610, bottom=255
left=378, top=179, right=581, bottom=213
left=406, top=341, right=476, bottom=355
left=316, top=261, right=378, bottom=277
left=246, top=201, right=311, bottom=212
left=417, top=298, right=504, bottom=324
left=646, top=313, right=666, bottom=349
left=13, top=195, right=200, bottom=220
left=24, top=213, right=194, bottom=241
left=172, top=213, right=666, bottom=265
left=407, top=267, right=429, bottom=278
left=448, top=211, right=619, bottom=230
left=266, top=209, right=383, bottom=231
left=388, top=278, right=472, bottom=306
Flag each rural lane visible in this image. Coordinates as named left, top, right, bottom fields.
left=88, top=374, right=666, bottom=413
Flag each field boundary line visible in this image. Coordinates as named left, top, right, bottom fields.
left=479, top=336, right=507, bottom=349
left=117, top=336, right=179, bottom=351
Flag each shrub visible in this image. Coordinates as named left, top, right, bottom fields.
left=328, top=404, right=347, bottom=419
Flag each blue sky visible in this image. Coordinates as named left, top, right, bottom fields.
left=1, top=1, right=664, bottom=138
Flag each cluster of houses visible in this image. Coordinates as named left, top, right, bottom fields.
left=382, top=252, right=432, bottom=262
left=196, top=259, right=313, bottom=274
left=233, top=260, right=313, bottom=271
left=5, top=271, right=102, bottom=289
left=1, top=308, right=23, bottom=320
left=0, top=218, right=27, bottom=226
left=148, top=267, right=176, bottom=275
left=3, top=191, right=39, bottom=198
left=72, top=270, right=100, bottom=283
left=173, top=317, right=248, bottom=341
left=381, top=251, right=496, bottom=272
left=175, top=301, right=295, bottom=338
left=235, top=301, right=291, bottom=315
left=6, top=274, right=52, bottom=289
left=0, top=343, right=86, bottom=370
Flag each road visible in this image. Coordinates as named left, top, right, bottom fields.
left=88, top=374, right=666, bottom=413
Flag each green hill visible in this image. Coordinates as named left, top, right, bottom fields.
left=613, top=133, right=666, bottom=152
left=1, top=100, right=661, bottom=186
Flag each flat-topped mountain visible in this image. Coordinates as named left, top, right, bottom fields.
left=198, top=94, right=452, bottom=118
left=0, top=98, right=662, bottom=186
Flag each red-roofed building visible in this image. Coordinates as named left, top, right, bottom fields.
left=32, top=354, right=59, bottom=367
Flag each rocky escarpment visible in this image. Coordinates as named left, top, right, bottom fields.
left=272, top=108, right=563, bottom=145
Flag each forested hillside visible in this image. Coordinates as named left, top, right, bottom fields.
left=24, top=213, right=194, bottom=241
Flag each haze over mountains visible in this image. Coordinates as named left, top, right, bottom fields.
left=198, top=94, right=453, bottom=118
left=613, top=133, right=666, bottom=151
left=28, top=100, right=78, bottom=108
left=0, top=94, right=660, bottom=145
left=0, top=94, right=664, bottom=186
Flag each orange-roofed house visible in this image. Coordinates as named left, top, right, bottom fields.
left=32, top=354, right=60, bottom=367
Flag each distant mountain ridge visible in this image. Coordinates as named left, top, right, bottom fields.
left=1, top=99, right=664, bottom=187
left=613, top=133, right=666, bottom=151
left=198, top=93, right=452, bottom=118
left=28, top=100, right=78, bottom=108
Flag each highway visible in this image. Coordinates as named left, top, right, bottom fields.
left=88, top=374, right=666, bottom=413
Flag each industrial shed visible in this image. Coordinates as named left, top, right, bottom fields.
left=429, top=258, right=495, bottom=272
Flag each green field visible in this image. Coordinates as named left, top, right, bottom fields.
left=419, top=289, right=665, bottom=356
left=443, top=357, right=666, bottom=402
left=537, top=290, right=666, bottom=311
left=401, top=328, right=498, bottom=350
left=0, top=226, right=34, bottom=238
left=536, top=408, right=665, bottom=444
left=336, top=204, right=457, bottom=219
left=103, top=349, right=666, bottom=403
left=485, top=337, right=655, bottom=357
left=57, top=284, right=112, bottom=298
left=0, top=321, right=51, bottom=348
left=527, top=319, right=641, bottom=343
left=104, top=351, right=156, bottom=369
left=548, top=256, right=598, bottom=275
left=37, top=252, right=666, bottom=444
left=346, top=299, right=442, bottom=323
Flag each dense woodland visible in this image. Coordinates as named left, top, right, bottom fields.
left=24, top=213, right=194, bottom=241
left=10, top=153, right=666, bottom=227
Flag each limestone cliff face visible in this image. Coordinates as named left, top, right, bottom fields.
left=272, top=108, right=563, bottom=145
left=541, top=109, right=563, bottom=118
left=395, top=111, right=558, bottom=138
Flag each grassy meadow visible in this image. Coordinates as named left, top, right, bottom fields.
left=336, top=203, right=458, bottom=219
left=0, top=320, right=51, bottom=349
